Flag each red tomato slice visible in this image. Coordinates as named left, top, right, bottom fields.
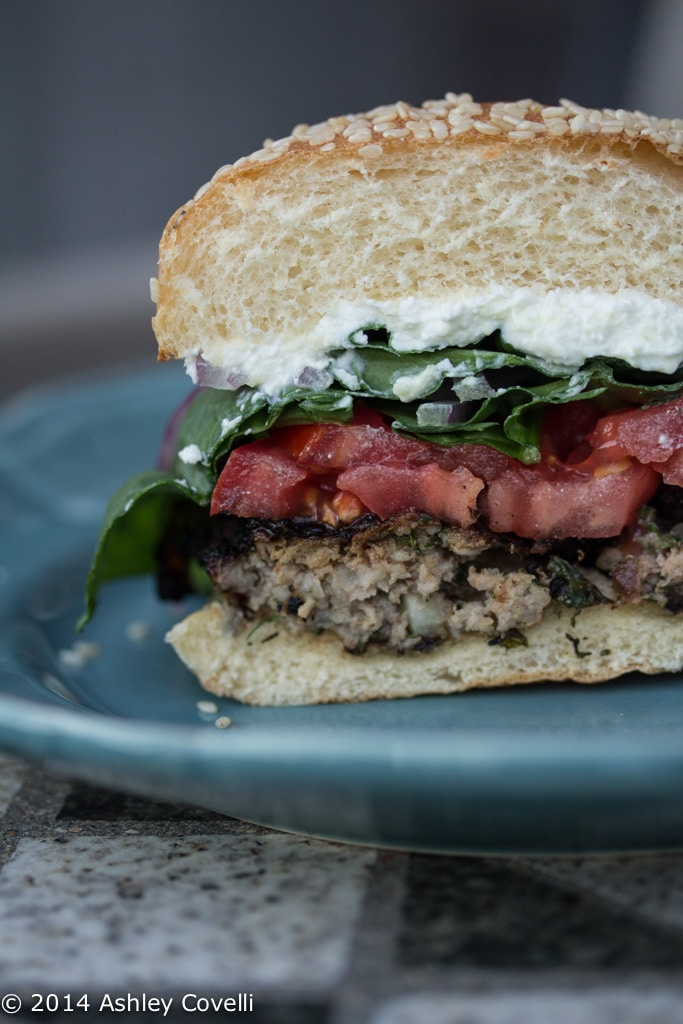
left=210, top=397, right=676, bottom=537
left=481, top=402, right=661, bottom=539
left=483, top=457, right=659, bottom=539
left=277, top=420, right=430, bottom=470
left=653, top=448, right=683, bottom=487
left=211, top=441, right=311, bottom=520
left=436, top=442, right=509, bottom=482
left=416, top=464, right=485, bottom=525
left=590, top=395, right=683, bottom=465
left=336, top=463, right=483, bottom=527
left=277, top=418, right=510, bottom=483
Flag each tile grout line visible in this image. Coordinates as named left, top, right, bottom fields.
left=515, top=853, right=683, bottom=936
left=0, top=761, right=73, bottom=865
left=329, top=849, right=410, bottom=1024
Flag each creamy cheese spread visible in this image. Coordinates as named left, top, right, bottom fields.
left=185, top=287, right=683, bottom=398
left=178, top=444, right=206, bottom=465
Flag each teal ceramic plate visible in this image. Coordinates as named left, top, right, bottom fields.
left=2, top=365, right=683, bottom=854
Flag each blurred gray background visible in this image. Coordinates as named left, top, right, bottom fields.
left=1, top=0, right=681, bottom=401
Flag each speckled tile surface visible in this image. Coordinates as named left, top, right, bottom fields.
left=2, top=758, right=683, bottom=1024
left=370, top=988, right=683, bottom=1024
left=0, top=834, right=373, bottom=990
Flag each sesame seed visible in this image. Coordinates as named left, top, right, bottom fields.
left=516, top=120, right=546, bottom=133
left=211, top=163, right=233, bottom=180
left=448, top=120, right=474, bottom=136
left=600, top=123, right=624, bottom=134
left=473, top=120, right=503, bottom=136
left=447, top=109, right=470, bottom=127
left=193, top=180, right=211, bottom=200
left=342, top=117, right=370, bottom=133
left=560, top=98, right=588, bottom=114
left=250, top=147, right=273, bottom=162
left=345, top=129, right=373, bottom=144
left=542, top=106, right=571, bottom=120
left=405, top=119, right=432, bottom=139
left=305, top=123, right=336, bottom=145
left=488, top=115, right=513, bottom=130
left=545, top=119, right=569, bottom=136
left=178, top=92, right=683, bottom=217
left=569, top=114, right=588, bottom=134
left=196, top=700, right=219, bottom=715
left=370, top=106, right=399, bottom=125
left=430, top=119, right=448, bottom=140
left=215, top=716, right=233, bottom=729
left=457, top=101, right=484, bottom=117
left=125, top=620, right=150, bottom=642
left=425, top=103, right=448, bottom=118
left=382, top=127, right=411, bottom=139
left=358, top=143, right=383, bottom=158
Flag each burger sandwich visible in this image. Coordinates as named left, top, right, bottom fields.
left=82, top=93, right=683, bottom=705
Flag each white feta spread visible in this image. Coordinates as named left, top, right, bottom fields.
left=185, top=286, right=683, bottom=397
left=220, top=416, right=242, bottom=434
left=393, top=359, right=458, bottom=402
left=178, top=443, right=205, bottom=465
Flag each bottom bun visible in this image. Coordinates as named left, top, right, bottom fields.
left=166, top=600, right=683, bottom=706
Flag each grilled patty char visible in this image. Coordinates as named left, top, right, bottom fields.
left=158, top=488, right=683, bottom=655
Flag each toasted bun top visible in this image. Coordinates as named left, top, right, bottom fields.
left=152, top=94, right=683, bottom=394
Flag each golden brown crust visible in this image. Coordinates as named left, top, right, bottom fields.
left=152, top=93, right=683, bottom=371
left=171, top=93, right=683, bottom=223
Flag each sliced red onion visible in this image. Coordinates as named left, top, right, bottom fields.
left=193, top=357, right=248, bottom=390
left=452, top=374, right=495, bottom=402
left=190, top=356, right=334, bottom=392
left=294, top=366, right=333, bottom=390
left=415, top=401, right=475, bottom=426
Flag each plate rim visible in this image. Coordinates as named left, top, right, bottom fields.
left=3, top=365, right=683, bottom=853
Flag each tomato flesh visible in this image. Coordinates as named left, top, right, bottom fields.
left=210, top=441, right=311, bottom=520
left=483, top=458, right=658, bottom=539
left=210, top=398, right=683, bottom=538
left=480, top=401, right=660, bottom=538
left=654, top=448, right=683, bottom=487
left=336, top=463, right=483, bottom=525
left=590, top=395, right=683, bottom=465
left=278, top=421, right=429, bottom=471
